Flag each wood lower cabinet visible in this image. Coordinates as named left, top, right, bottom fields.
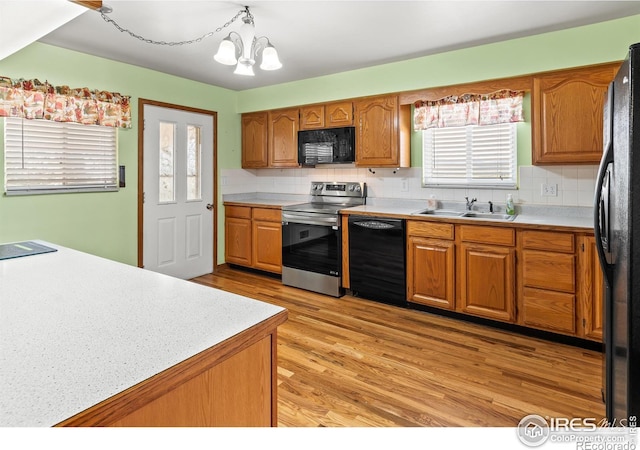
left=459, top=241, right=516, bottom=322
left=532, top=62, right=619, bottom=165
left=518, top=230, right=577, bottom=335
left=457, top=225, right=516, bottom=322
left=402, top=218, right=602, bottom=342
left=407, top=221, right=455, bottom=310
left=578, top=235, right=604, bottom=341
left=225, top=206, right=252, bottom=266
left=108, top=337, right=273, bottom=426
left=225, top=204, right=282, bottom=274
left=252, top=208, right=282, bottom=274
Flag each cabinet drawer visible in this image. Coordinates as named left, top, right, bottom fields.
left=521, top=287, right=576, bottom=334
left=407, top=221, right=454, bottom=240
left=522, top=250, right=575, bottom=292
left=459, top=225, right=515, bottom=246
left=253, top=208, right=281, bottom=222
left=521, top=230, right=574, bottom=253
left=226, top=205, right=251, bottom=219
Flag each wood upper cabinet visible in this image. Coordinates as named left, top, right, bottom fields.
left=518, top=230, right=577, bottom=335
left=300, top=105, right=325, bottom=129
left=458, top=226, right=516, bottom=322
left=578, top=235, right=604, bottom=341
left=241, top=112, right=269, bottom=168
left=532, top=62, right=620, bottom=165
left=326, top=101, right=353, bottom=127
left=300, top=101, right=354, bottom=130
left=407, top=221, right=456, bottom=310
left=355, top=95, right=407, bottom=167
left=268, top=108, right=299, bottom=167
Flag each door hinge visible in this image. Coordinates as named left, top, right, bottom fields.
left=581, top=242, right=585, bottom=251
left=143, top=192, right=145, bottom=203
left=582, top=318, right=586, bottom=328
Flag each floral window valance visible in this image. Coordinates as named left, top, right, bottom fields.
left=0, top=77, right=131, bottom=129
left=414, top=89, right=524, bottom=130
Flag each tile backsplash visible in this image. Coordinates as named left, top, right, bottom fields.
left=220, top=164, right=598, bottom=208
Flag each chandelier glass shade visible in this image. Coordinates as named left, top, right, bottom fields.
left=213, top=7, right=282, bottom=76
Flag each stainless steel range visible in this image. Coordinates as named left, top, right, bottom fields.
left=281, top=181, right=366, bottom=297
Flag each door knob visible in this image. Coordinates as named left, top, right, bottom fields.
left=206, top=203, right=213, bottom=211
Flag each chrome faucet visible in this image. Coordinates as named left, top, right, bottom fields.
left=465, top=197, right=477, bottom=211
left=488, top=201, right=494, bottom=213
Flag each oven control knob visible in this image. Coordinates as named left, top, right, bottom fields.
left=348, top=185, right=355, bottom=191
left=354, top=185, right=361, bottom=192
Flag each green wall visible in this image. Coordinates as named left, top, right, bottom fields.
left=237, top=15, right=640, bottom=113
left=1, top=14, right=640, bottom=267
left=0, top=43, right=239, bottom=265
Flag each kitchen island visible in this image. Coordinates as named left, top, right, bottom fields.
left=0, top=242, right=287, bottom=427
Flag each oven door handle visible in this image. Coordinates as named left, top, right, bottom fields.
left=282, top=214, right=339, bottom=228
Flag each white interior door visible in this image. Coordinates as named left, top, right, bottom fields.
left=143, top=105, right=214, bottom=279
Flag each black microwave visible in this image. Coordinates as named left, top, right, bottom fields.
left=298, top=126, right=355, bottom=166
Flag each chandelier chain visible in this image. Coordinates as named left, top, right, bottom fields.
left=99, top=8, right=246, bottom=46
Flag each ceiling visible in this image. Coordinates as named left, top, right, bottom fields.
left=37, top=1, right=640, bottom=91
left=0, top=1, right=85, bottom=60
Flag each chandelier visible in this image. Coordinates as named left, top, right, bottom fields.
left=98, top=4, right=281, bottom=77
left=214, top=6, right=282, bottom=76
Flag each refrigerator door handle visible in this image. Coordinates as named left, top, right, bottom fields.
left=594, top=141, right=614, bottom=286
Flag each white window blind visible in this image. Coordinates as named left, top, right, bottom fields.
left=4, top=117, right=118, bottom=195
left=422, top=122, right=517, bottom=188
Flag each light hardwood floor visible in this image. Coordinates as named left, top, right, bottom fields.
left=192, top=266, right=604, bottom=427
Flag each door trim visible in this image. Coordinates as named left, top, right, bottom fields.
left=138, top=98, right=218, bottom=272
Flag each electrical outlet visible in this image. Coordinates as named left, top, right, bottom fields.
left=401, top=179, right=409, bottom=192
left=541, top=183, right=558, bottom=197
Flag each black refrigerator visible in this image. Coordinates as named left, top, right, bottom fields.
left=595, top=42, right=640, bottom=422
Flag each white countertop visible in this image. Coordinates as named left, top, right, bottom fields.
left=225, top=198, right=303, bottom=207
left=344, top=204, right=422, bottom=216
left=223, top=192, right=309, bottom=208
left=224, top=195, right=594, bottom=230
left=510, top=214, right=593, bottom=229
left=0, top=242, right=285, bottom=427
left=343, top=205, right=594, bottom=229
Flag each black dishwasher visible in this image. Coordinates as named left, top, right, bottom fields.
left=348, top=216, right=406, bottom=306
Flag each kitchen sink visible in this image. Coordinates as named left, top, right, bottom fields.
left=412, top=209, right=517, bottom=221
left=462, top=212, right=517, bottom=221
left=412, top=209, right=465, bottom=217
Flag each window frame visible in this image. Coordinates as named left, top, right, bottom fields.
left=4, top=117, right=119, bottom=196
left=421, top=122, right=518, bottom=189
